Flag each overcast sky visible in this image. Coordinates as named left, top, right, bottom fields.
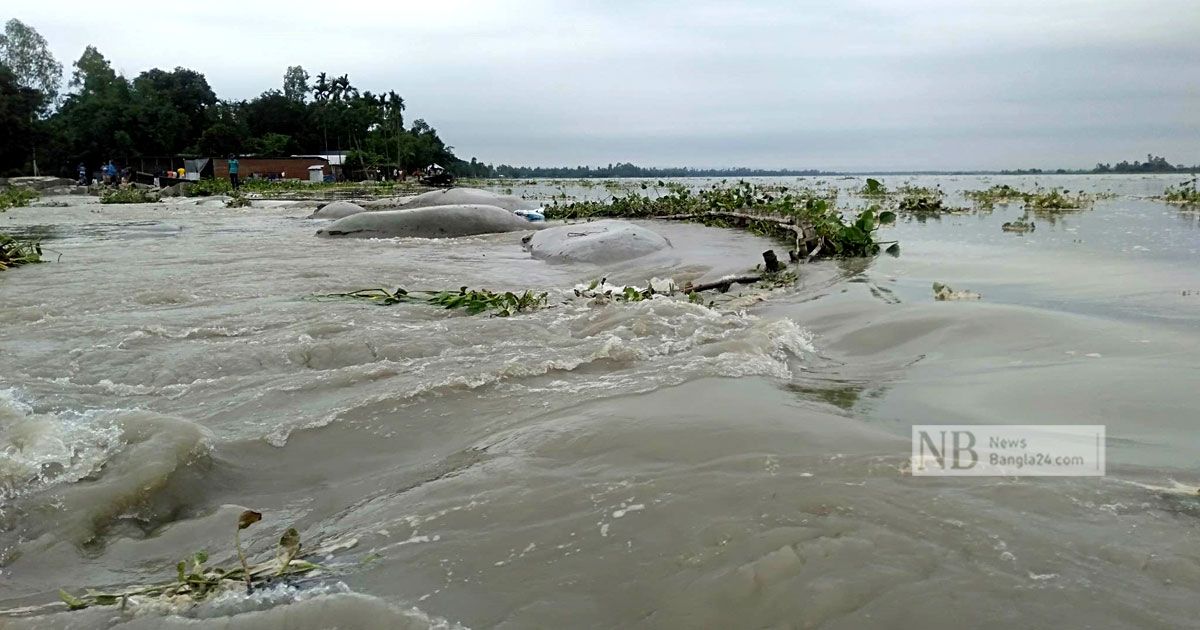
left=12, top=0, right=1200, bottom=170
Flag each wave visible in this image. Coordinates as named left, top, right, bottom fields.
left=0, top=389, right=212, bottom=547
left=266, top=299, right=815, bottom=446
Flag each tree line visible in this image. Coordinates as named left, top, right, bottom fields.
left=0, top=18, right=464, bottom=178
left=1092, top=155, right=1195, bottom=174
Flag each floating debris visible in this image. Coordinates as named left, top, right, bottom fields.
left=932, top=282, right=981, bottom=301
left=2, top=510, right=357, bottom=617
left=0, top=233, right=43, bottom=270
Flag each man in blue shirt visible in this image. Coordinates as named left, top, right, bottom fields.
left=228, top=155, right=240, bottom=190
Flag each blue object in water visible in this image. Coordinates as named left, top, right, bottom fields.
left=514, top=210, right=545, bottom=222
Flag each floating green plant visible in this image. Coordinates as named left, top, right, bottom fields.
left=100, top=188, right=158, bottom=204
left=964, top=184, right=1026, bottom=210
left=317, top=286, right=549, bottom=317
left=1023, top=188, right=1090, bottom=212
left=0, top=233, right=43, bottom=270
left=895, top=186, right=966, bottom=215
left=545, top=181, right=889, bottom=259
left=225, top=191, right=251, bottom=208
left=858, top=178, right=888, bottom=197
left=1163, top=178, right=1200, bottom=206
left=1001, top=215, right=1036, bottom=233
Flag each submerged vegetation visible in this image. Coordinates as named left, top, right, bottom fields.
left=859, top=178, right=889, bottom=197
left=318, top=286, right=550, bottom=317
left=0, top=232, right=43, bottom=270
left=1023, top=188, right=1089, bottom=212
left=964, top=184, right=1026, bottom=210
left=894, top=185, right=969, bottom=215
left=0, top=187, right=39, bottom=211
left=100, top=188, right=158, bottom=204
left=963, top=184, right=1093, bottom=215
left=22, top=510, right=348, bottom=615
left=1163, top=178, right=1199, bottom=206
left=1001, top=215, right=1036, bottom=233
left=546, top=180, right=894, bottom=259
left=321, top=250, right=808, bottom=317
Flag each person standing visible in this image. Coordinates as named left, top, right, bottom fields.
left=228, top=155, right=240, bottom=189
left=76, top=163, right=87, bottom=185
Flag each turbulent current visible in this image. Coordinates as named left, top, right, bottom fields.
left=1, top=175, right=1199, bottom=628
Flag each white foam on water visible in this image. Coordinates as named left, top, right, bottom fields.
left=0, top=387, right=124, bottom=503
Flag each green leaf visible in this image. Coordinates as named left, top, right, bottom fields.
left=858, top=210, right=875, bottom=232
left=59, top=589, right=88, bottom=610
left=879, top=211, right=896, bottom=224
left=886, top=243, right=901, bottom=257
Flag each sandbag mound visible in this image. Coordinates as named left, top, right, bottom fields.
left=525, top=220, right=671, bottom=263
left=6, top=176, right=76, bottom=191
left=308, top=200, right=366, bottom=219
left=360, top=196, right=417, bottom=210
left=316, top=204, right=536, bottom=239
left=397, top=187, right=540, bottom=212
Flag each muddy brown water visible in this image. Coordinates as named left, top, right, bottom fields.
left=1, top=175, right=1199, bottom=628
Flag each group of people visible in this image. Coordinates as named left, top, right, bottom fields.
left=77, top=160, right=128, bottom=186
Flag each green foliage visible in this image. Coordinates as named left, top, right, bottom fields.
left=282, top=65, right=309, bottom=103
left=964, top=184, right=1091, bottom=214
left=0, top=19, right=62, bottom=108
left=21, top=37, right=467, bottom=178
left=100, top=188, right=156, bottom=204
left=1023, top=188, right=1089, bottom=212
left=427, top=287, right=549, bottom=316
left=895, top=186, right=965, bottom=215
left=1001, top=216, right=1035, bottom=233
left=0, top=66, right=44, bottom=174
left=0, top=232, right=43, bottom=270
left=545, top=180, right=887, bottom=258
left=1093, top=154, right=1191, bottom=173
left=1163, top=178, right=1200, bottom=206
left=964, top=184, right=1026, bottom=210
left=184, top=178, right=233, bottom=196
left=0, top=187, right=39, bottom=211
left=249, top=132, right=294, bottom=156
left=320, top=286, right=550, bottom=317
left=859, top=178, right=888, bottom=197
left=225, top=191, right=251, bottom=208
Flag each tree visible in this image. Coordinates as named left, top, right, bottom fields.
left=130, top=67, right=217, bottom=155
left=243, top=89, right=308, bottom=144
left=0, top=19, right=62, bottom=110
left=50, top=46, right=135, bottom=168
left=282, top=65, right=309, bottom=103
left=195, top=102, right=248, bottom=156
left=0, top=65, right=43, bottom=174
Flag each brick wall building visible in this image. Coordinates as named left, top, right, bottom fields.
left=212, top=157, right=330, bottom=180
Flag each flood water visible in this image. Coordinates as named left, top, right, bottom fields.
left=2, top=174, right=1199, bottom=628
